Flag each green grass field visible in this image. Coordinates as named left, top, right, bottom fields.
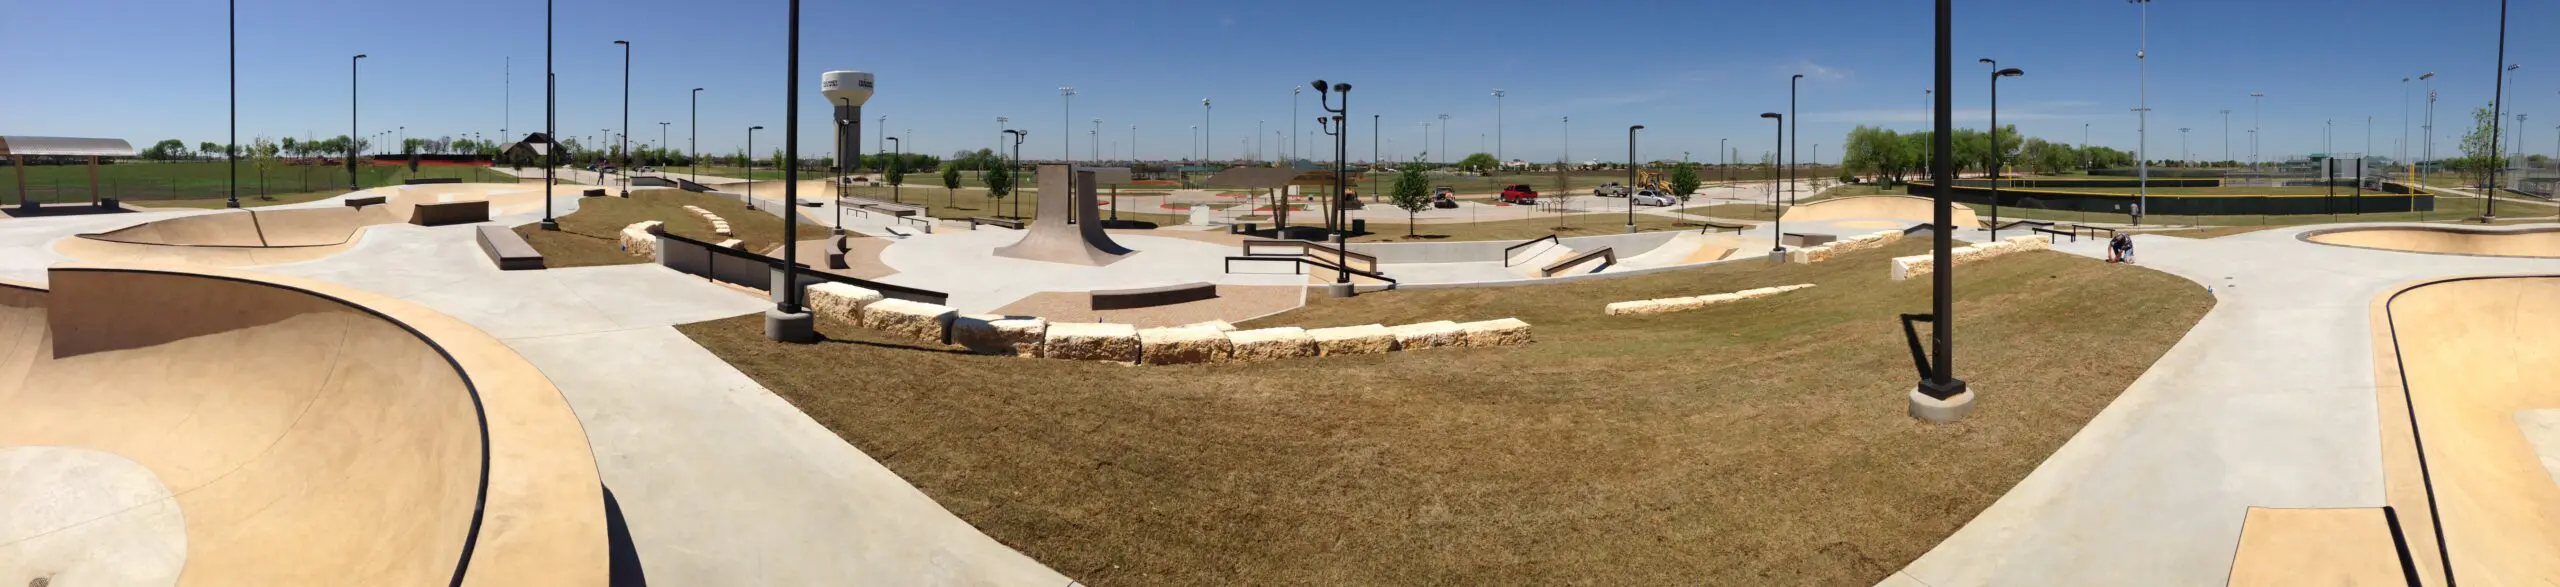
left=4, top=160, right=516, bottom=204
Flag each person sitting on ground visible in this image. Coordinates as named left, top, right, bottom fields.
left=2107, top=233, right=2135, bottom=264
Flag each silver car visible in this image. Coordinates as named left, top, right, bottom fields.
left=1629, top=189, right=1678, bottom=207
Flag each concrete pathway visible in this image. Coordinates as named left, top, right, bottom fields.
left=0, top=193, right=1075, bottom=585
left=1887, top=222, right=2560, bottom=586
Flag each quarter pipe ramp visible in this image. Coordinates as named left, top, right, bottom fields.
left=0, top=264, right=606, bottom=586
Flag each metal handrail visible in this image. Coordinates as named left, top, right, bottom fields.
left=1501, top=234, right=1561, bottom=267
left=659, top=232, right=949, bottom=304
left=1222, top=255, right=1398, bottom=289
left=1539, top=247, right=1616, bottom=277
left=1239, top=239, right=1380, bottom=273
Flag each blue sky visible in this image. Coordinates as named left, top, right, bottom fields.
left=3, top=0, right=2552, bottom=164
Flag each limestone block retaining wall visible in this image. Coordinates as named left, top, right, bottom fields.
left=619, top=221, right=664, bottom=259
left=1045, top=322, right=1142, bottom=363
left=681, top=204, right=734, bottom=236
left=1138, top=325, right=1230, bottom=365
left=1604, top=284, right=1816, bottom=315
left=1308, top=324, right=1396, bottom=356
left=864, top=298, right=958, bottom=344
left=1786, top=230, right=1902, bottom=264
left=1228, top=327, right=1318, bottom=361
left=1890, top=235, right=2050, bottom=280
left=807, top=282, right=886, bottom=325
left=1387, top=321, right=1465, bottom=350
left=1458, top=318, right=1535, bottom=347
left=954, top=314, right=1048, bottom=357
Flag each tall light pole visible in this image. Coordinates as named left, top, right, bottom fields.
left=2491, top=49, right=2512, bottom=218
left=1438, top=114, right=1451, bottom=166
left=2180, top=128, right=2190, bottom=163
left=885, top=136, right=900, bottom=203
left=228, top=0, right=238, bottom=208
left=2420, top=74, right=2435, bottom=180
left=2250, top=92, right=2265, bottom=171
left=1313, top=80, right=1353, bottom=295
left=996, top=116, right=1008, bottom=171
left=1417, top=121, right=1429, bottom=162
left=1059, top=86, right=1076, bottom=162
left=1091, top=117, right=1102, bottom=164
left=1982, top=59, right=2024, bottom=237
left=1790, top=74, right=1803, bottom=206
left=1719, top=138, right=1728, bottom=184
left=658, top=122, right=670, bottom=168
left=614, top=40, right=630, bottom=194
left=2401, top=77, right=2412, bottom=170
left=1916, top=0, right=1969, bottom=421
left=350, top=54, right=367, bottom=192
left=1626, top=125, right=1644, bottom=233
left=877, top=115, right=887, bottom=165
left=1492, top=89, right=1506, bottom=162
left=768, top=0, right=812, bottom=342
left=1292, top=86, right=1301, bottom=164
left=2131, top=0, right=2151, bottom=224
left=745, top=125, right=762, bottom=210
left=2220, top=110, right=2232, bottom=164
left=539, top=0, right=554, bottom=230
left=1202, top=98, right=1212, bottom=162
left=2083, top=123, right=2091, bottom=170
left=691, top=87, right=703, bottom=181
left=1761, top=113, right=1784, bottom=254
left=1006, top=129, right=1027, bottom=219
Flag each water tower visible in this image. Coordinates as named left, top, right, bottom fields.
left=821, top=70, right=873, bottom=181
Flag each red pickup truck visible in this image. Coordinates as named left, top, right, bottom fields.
left=1499, top=184, right=1540, bottom=204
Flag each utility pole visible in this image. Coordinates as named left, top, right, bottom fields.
left=2221, top=110, right=2232, bottom=164
left=2131, top=0, right=2151, bottom=224
left=1492, top=89, right=1506, bottom=163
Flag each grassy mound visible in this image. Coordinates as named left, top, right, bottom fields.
left=514, top=188, right=828, bottom=268
left=680, top=239, right=2212, bottom=584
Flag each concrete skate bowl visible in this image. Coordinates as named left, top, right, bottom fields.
left=54, top=184, right=547, bottom=266
left=1778, top=195, right=1979, bottom=229
left=2300, top=226, right=2560, bottom=259
left=0, top=265, right=607, bottom=585
left=2365, top=276, right=2560, bottom=584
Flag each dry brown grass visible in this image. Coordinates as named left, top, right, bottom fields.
left=514, top=188, right=828, bottom=268
left=679, top=240, right=2212, bottom=585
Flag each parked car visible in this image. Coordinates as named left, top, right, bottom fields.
left=1629, top=189, right=1678, bottom=207
left=1432, top=186, right=1457, bottom=200
left=1594, top=182, right=1628, bottom=197
left=1500, top=184, right=1540, bottom=204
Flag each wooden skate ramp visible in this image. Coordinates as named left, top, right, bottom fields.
left=0, top=264, right=606, bottom=586
left=2304, top=226, right=2560, bottom=259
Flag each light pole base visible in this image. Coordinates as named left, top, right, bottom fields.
left=1908, top=384, right=1976, bottom=423
left=765, top=308, right=815, bottom=343
left=225, top=200, right=241, bottom=209
left=539, top=219, right=561, bottom=231
left=1766, top=248, right=1789, bottom=264
left=1326, top=282, right=1355, bottom=298
left=1627, top=223, right=1638, bottom=234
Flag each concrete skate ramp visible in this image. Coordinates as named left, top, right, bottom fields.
left=2303, top=226, right=2560, bottom=259
left=993, top=164, right=1132, bottom=266
left=58, top=184, right=544, bottom=267
left=1615, top=231, right=1741, bottom=269
left=2370, top=276, right=2560, bottom=584
left=0, top=264, right=607, bottom=586
left=1779, top=195, right=1979, bottom=228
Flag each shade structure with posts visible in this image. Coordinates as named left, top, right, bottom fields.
left=0, top=136, right=137, bottom=208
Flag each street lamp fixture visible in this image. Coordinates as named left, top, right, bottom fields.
left=614, top=40, right=630, bottom=194
left=349, top=54, right=367, bottom=192
left=1985, top=61, right=2024, bottom=238
left=1313, top=79, right=1353, bottom=296
left=1760, top=113, right=1784, bottom=256
left=1626, top=125, right=1644, bottom=233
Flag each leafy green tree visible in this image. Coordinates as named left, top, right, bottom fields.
left=940, top=165, right=962, bottom=207
left=985, top=164, right=1016, bottom=218
left=1668, top=164, right=1702, bottom=204
left=2458, top=103, right=2502, bottom=188
left=199, top=142, right=220, bottom=160
left=884, top=157, right=906, bottom=187
left=1387, top=166, right=1431, bottom=236
left=1842, top=126, right=1913, bottom=185
left=1457, top=152, right=1500, bottom=173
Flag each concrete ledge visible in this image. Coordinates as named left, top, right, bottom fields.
left=474, top=225, right=545, bottom=271
left=862, top=298, right=957, bottom=344
left=806, top=282, right=885, bottom=326
left=408, top=200, right=490, bottom=226
left=1387, top=321, right=1465, bottom=350
left=715, top=238, right=745, bottom=249
left=1457, top=318, right=1533, bottom=347
left=1227, top=327, right=1316, bottom=361
left=1044, top=322, right=1141, bottom=363
left=1180, top=320, right=1237, bottom=332
left=1138, top=325, right=1231, bottom=365
left=1891, top=236, right=2046, bottom=281
left=1091, top=282, right=1218, bottom=311
left=953, top=313, right=1047, bottom=357
left=1307, top=324, right=1396, bottom=356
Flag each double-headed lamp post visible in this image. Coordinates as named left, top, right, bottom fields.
left=885, top=136, right=901, bottom=203
left=1760, top=113, right=1784, bottom=258
left=1626, top=125, right=1644, bottom=233
left=349, top=54, right=367, bottom=192
left=1981, top=59, right=2024, bottom=238
left=1313, top=79, right=1354, bottom=296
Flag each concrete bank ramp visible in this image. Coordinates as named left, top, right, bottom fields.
left=0, top=264, right=607, bottom=586
left=2364, top=276, right=2560, bottom=584
left=1614, top=232, right=1740, bottom=269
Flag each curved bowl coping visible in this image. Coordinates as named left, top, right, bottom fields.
left=2298, top=225, right=2560, bottom=259
left=1, top=263, right=607, bottom=585
left=2365, top=275, right=2560, bottom=584
left=75, top=207, right=386, bottom=249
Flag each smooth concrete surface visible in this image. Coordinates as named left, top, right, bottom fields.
left=1891, top=222, right=2560, bottom=587
left=505, top=327, right=1071, bottom=586
left=874, top=228, right=1302, bottom=313
left=0, top=265, right=607, bottom=586
left=2223, top=507, right=2407, bottom=586
left=2303, top=225, right=2560, bottom=258
left=2374, top=276, right=2560, bottom=584
left=1347, top=230, right=1682, bottom=264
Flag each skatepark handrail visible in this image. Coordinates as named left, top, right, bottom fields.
left=1501, top=234, right=1561, bottom=267
left=1241, top=239, right=1379, bottom=273
left=659, top=231, right=950, bottom=304
left=1538, top=246, right=1616, bottom=277
left=1223, top=255, right=1398, bottom=289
